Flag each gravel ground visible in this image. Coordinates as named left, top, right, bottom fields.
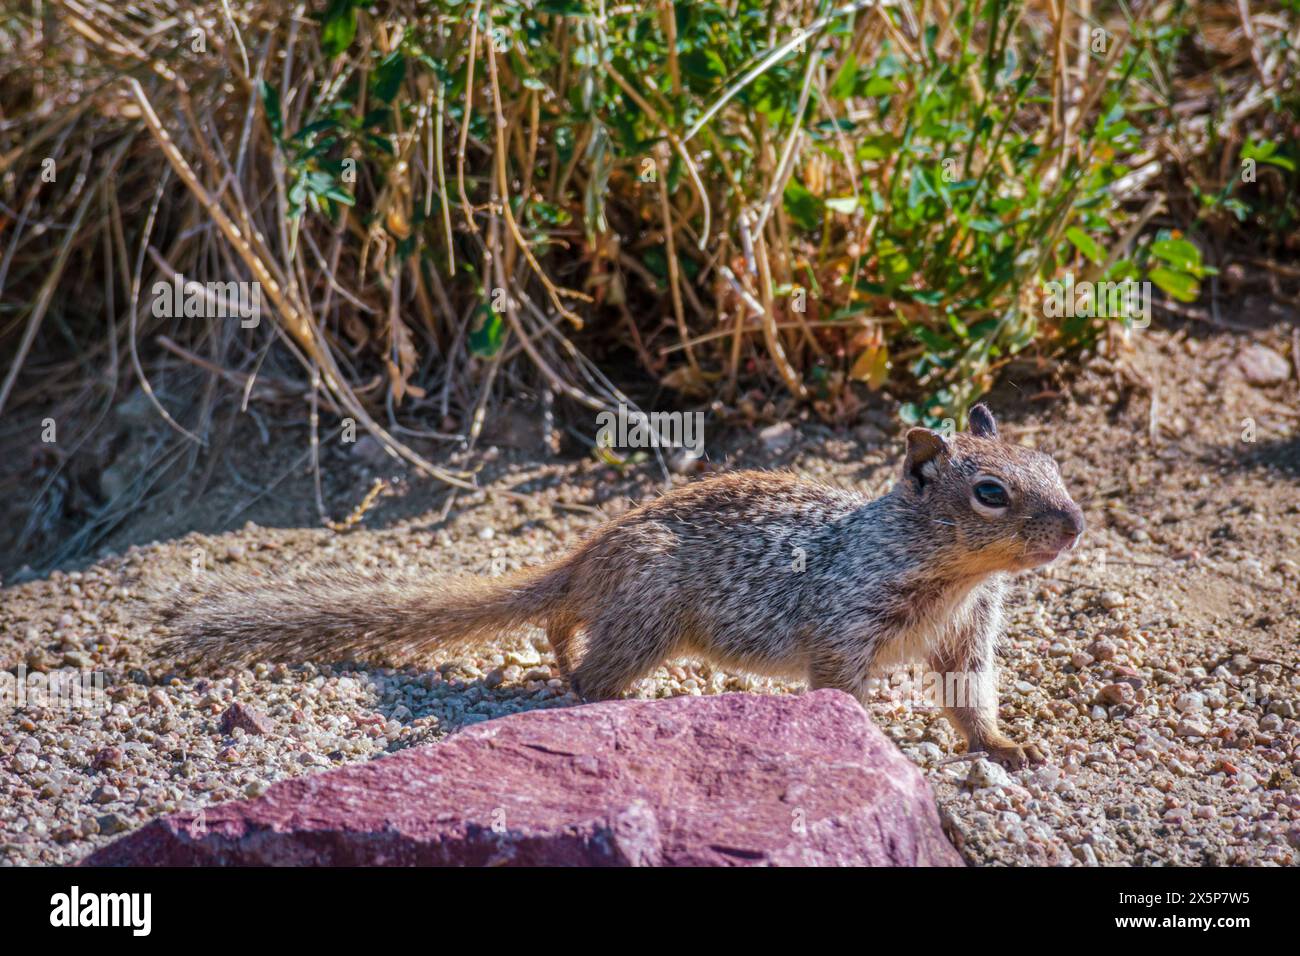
left=1, top=320, right=1297, bottom=866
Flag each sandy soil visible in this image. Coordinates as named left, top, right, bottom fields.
left=1, top=314, right=1297, bottom=867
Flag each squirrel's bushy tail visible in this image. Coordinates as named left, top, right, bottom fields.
left=157, top=562, right=571, bottom=669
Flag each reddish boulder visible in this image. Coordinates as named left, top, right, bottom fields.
left=84, top=690, right=962, bottom=866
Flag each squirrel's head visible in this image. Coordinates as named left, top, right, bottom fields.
left=898, top=404, right=1084, bottom=573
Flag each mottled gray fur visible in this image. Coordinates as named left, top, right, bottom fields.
left=162, top=404, right=1083, bottom=767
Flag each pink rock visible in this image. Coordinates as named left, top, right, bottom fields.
left=83, top=690, right=962, bottom=866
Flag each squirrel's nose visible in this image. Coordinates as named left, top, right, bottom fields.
left=1056, top=505, right=1085, bottom=550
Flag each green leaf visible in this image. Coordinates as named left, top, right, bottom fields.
left=863, top=75, right=899, bottom=97
left=470, top=305, right=505, bottom=357
left=525, top=201, right=572, bottom=228
left=824, top=196, right=858, bottom=214
left=536, top=0, right=594, bottom=14
left=1242, top=137, right=1296, bottom=171
left=320, top=0, right=358, bottom=57
left=1150, top=238, right=1202, bottom=273
left=321, top=183, right=354, bottom=206
left=682, top=48, right=726, bottom=84
left=365, top=132, right=396, bottom=156
left=304, top=170, right=335, bottom=193
left=913, top=325, right=955, bottom=352
left=907, top=165, right=935, bottom=210
left=300, top=136, right=339, bottom=159
left=372, top=52, right=406, bottom=103
left=829, top=53, right=858, bottom=100
left=783, top=181, right=820, bottom=232
left=1065, top=227, right=1104, bottom=265
left=259, top=81, right=282, bottom=141
left=856, top=134, right=898, bottom=162
left=290, top=118, right=340, bottom=143
left=1149, top=267, right=1199, bottom=303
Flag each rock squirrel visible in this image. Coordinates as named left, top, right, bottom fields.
left=162, top=404, right=1083, bottom=768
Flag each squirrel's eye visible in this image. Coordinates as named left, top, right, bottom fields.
left=973, top=480, right=1010, bottom=509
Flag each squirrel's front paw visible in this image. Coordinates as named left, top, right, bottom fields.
left=980, top=738, right=1046, bottom=770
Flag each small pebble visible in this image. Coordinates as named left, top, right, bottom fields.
left=1098, top=591, right=1126, bottom=610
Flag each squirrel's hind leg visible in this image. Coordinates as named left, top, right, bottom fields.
left=546, top=614, right=581, bottom=679
left=568, top=613, right=677, bottom=702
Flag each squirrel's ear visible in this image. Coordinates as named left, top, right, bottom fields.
left=968, top=403, right=998, bottom=438
left=903, top=427, right=949, bottom=489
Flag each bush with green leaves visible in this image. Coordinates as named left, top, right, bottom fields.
left=1, top=0, right=1296, bottom=449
